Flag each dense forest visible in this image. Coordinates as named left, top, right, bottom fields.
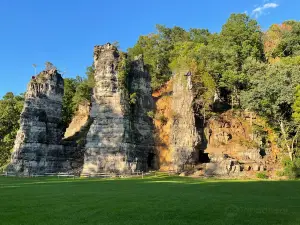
left=1, top=13, right=300, bottom=177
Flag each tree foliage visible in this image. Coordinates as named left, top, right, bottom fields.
left=0, top=93, right=24, bottom=168
left=62, top=66, right=93, bottom=130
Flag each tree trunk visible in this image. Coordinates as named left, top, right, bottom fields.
left=280, top=121, right=293, bottom=161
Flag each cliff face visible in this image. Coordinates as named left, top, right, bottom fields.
left=152, top=81, right=173, bottom=171
left=153, top=72, right=201, bottom=171
left=203, top=110, right=279, bottom=176
left=125, top=55, right=155, bottom=170
left=82, top=44, right=154, bottom=175
left=8, top=70, right=67, bottom=174
left=170, top=73, right=201, bottom=170
left=82, top=44, right=124, bottom=174
left=7, top=44, right=279, bottom=177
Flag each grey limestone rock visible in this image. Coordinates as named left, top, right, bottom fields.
left=8, top=69, right=69, bottom=174
left=82, top=44, right=154, bottom=175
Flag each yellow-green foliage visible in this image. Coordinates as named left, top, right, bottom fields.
left=256, top=172, right=268, bottom=179
left=292, top=85, right=300, bottom=123
left=202, top=71, right=216, bottom=107
left=280, top=56, right=300, bottom=65
left=129, top=92, right=137, bottom=105
left=169, top=41, right=204, bottom=71
left=147, top=110, right=155, bottom=119
left=117, top=52, right=130, bottom=91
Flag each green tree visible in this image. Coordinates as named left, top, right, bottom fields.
left=62, top=78, right=79, bottom=128
left=62, top=73, right=92, bottom=130
left=273, top=21, right=300, bottom=57
left=292, top=85, right=300, bottom=123
left=86, top=65, right=95, bottom=88
left=241, top=63, right=300, bottom=160
left=0, top=92, right=24, bottom=168
left=213, top=14, right=265, bottom=107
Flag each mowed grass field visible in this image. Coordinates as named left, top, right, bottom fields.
left=0, top=175, right=300, bottom=225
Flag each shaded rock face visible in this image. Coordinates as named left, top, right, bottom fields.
left=62, top=101, right=93, bottom=174
left=8, top=69, right=69, bottom=174
left=124, top=55, right=155, bottom=170
left=82, top=44, right=154, bottom=175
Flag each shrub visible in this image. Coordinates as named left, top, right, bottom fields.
left=147, top=111, right=155, bottom=119
left=282, top=157, right=300, bottom=179
left=256, top=172, right=268, bottom=179
left=129, top=93, right=137, bottom=105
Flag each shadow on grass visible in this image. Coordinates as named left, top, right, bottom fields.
left=0, top=175, right=299, bottom=188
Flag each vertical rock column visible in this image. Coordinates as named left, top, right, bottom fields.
left=170, top=72, right=200, bottom=171
left=82, top=44, right=127, bottom=174
left=8, top=69, right=65, bottom=174
left=124, top=55, right=155, bottom=171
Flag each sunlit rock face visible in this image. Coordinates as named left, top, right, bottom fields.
left=8, top=69, right=68, bottom=174
left=82, top=44, right=154, bottom=175
left=170, top=72, right=201, bottom=171
left=82, top=44, right=126, bottom=174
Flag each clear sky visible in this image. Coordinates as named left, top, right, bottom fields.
left=0, top=0, right=299, bottom=97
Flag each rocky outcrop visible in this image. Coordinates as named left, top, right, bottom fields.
left=6, top=44, right=279, bottom=178
left=152, top=80, right=173, bottom=171
left=82, top=44, right=154, bottom=175
left=82, top=44, right=125, bottom=175
left=124, top=55, right=155, bottom=170
left=8, top=69, right=68, bottom=174
left=64, top=101, right=91, bottom=139
left=203, top=110, right=277, bottom=176
left=170, top=72, right=200, bottom=171
left=153, top=72, right=201, bottom=172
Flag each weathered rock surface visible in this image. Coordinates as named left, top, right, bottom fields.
left=152, top=80, right=173, bottom=171
left=152, top=71, right=201, bottom=172
left=203, top=110, right=277, bottom=176
left=8, top=70, right=69, bottom=174
left=82, top=44, right=154, bottom=175
left=170, top=72, right=200, bottom=171
left=64, top=101, right=91, bottom=139
left=125, top=55, right=155, bottom=170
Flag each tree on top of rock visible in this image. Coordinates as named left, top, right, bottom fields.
left=45, top=61, right=57, bottom=71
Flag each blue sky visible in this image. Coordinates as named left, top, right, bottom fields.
left=0, top=0, right=299, bottom=97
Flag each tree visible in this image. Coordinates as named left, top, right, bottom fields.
left=273, top=21, right=300, bottom=57
left=45, top=61, right=56, bottom=71
left=86, top=65, right=95, bottom=88
left=62, top=78, right=79, bottom=129
left=0, top=93, right=24, bottom=168
left=62, top=73, right=92, bottom=130
left=241, top=63, right=300, bottom=160
left=217, top=14, right=265, bottom=107
left=292, top=85, right=300, bottom=123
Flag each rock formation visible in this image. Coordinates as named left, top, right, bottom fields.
left=64, top=101, right=91, bottom=139
left=8, top=69, right=67, bottom=174
left=7, top=44, right=278, bottom=178
left=170, top=72, right=201, bottom=171
left=124, top=55, right=155, bottom=170
left=153, top=72, right=201, bottom=171
left=203, top=110, right=277, bottom=176
left=82, top=44, right=154, bottom=175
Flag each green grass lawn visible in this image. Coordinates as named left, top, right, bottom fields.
left=0, top=175, right=300, bottom=225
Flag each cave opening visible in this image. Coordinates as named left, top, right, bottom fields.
left=147, top=153, right=155, bottom=169
left=199, top=151, right=210, bottom=163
